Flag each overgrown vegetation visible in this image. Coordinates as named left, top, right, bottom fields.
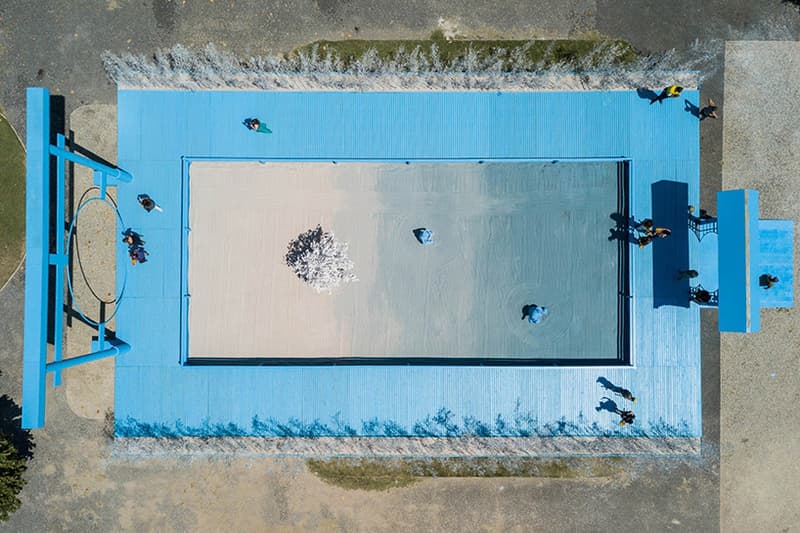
left=103, top=38, right=719, bottom=91
left=293, top=36, right=639, bottom=70
left=0, top=110, right=25, bottom=288
left=307, top=457, right=623, bottom=491
left=0, top=386, right=31, bottom=522
left=0, top=436, right=26, bottom=521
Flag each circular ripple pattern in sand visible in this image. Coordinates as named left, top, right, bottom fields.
left=501, top=282, right=573, bottom=353
left=67, top=194, right=126, bottom=326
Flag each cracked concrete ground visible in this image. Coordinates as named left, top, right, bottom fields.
left=1, top=1, right=799, bottom=531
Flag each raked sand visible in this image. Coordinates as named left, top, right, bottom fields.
left=187, top=160, right=620, bottom=360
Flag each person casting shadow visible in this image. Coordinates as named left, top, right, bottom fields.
left=650, top=85, right=683, bottom=105
left=412, top=227, right=434, bottom=245
left=596, top=397, right=636, bottom=426
left=522, top=304, right=549, bottom=324
left=121, top=228, right=144, bottom=247
left=760, top=273, right=780, bottom=289
left=596, top=377, right=636, bottom=402
left=699, top=98, right=718, bottom=120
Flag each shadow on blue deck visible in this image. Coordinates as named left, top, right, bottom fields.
left=115, top=401, right=692, bottom=439
left=652, top=180, right=690, bottom=308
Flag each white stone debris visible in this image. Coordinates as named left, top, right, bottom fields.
left=285, top=225, right=357, bottom=294
left=101, top=40, right=721, bottom=92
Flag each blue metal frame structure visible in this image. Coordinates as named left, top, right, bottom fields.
left=22, top=87, right=134, bottom=429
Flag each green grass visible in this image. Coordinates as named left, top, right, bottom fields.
left=0, top=111, right=25, bottom=288
left=293, top=35, right=638, bottom=70
left=307, top=457, right=624, bottom=491
left=307, top=459, right=420, bottom=491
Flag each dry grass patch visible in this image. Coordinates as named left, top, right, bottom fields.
left=308, top=456, right=624, bottom=491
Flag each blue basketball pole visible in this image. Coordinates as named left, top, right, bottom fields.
left=22, top=87, right=134, bottom=429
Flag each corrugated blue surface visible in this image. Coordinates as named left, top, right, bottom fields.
left=718, top=190, right=760, bottom=332
left=758, top=220, right=794, bottom=308
left=115, top=90, right=701, bottom=438
left=21, top=88, right=50, bottom=429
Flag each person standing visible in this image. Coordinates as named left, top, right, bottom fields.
left=699, top=98, right=719, bottom=120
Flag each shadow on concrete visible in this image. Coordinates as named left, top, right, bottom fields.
left=0, top=394, right=35, bottom=460
left=652, top=180, right=690, bottom=308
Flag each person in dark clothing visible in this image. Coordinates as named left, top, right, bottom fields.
left=692, top=289, right=711, bottom=304
left=699, top=98, right=718, bottom=120
left=761, top=274, right=780, bottom=289
left=137, top=194, right=163, bottom=213
left=618, top=410, right=636, bottom=426
left=244, top=117, right=272, bottom=134
left=599, top=397, right=636, bottom=425
left=121, top=228, right=144, bottom=247
left=129, top=246, right=149, bottom=265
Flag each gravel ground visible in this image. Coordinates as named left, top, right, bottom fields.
left=720, top=40, right=800, bottom=533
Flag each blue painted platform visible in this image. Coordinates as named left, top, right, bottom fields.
left=759, top=220, right=794, bottom=308
left=718, top=189, right=761, bottom=332
left=115, top=90, right=701, bottom=438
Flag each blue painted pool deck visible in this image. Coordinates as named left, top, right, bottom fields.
left=759, top=220, right=794, bottom=308
left=115, top=90, right=701, bottom=439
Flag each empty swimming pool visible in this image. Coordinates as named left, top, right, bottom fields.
left=185, top=160, right=629, bottom=365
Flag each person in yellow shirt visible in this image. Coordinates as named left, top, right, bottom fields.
left=651, top=85, right=684, bottom=104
